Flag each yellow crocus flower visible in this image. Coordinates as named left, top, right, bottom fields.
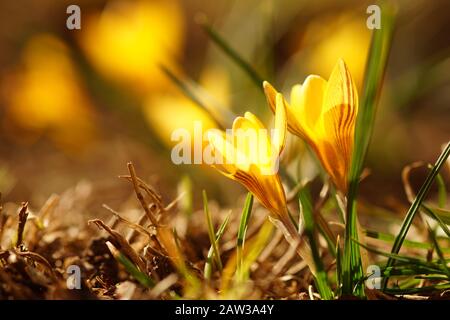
left=207, top=94, right=314, bottom=271
left=264, top=59, right=358, bottom=193
left=207, top=94, right=286, bottom=218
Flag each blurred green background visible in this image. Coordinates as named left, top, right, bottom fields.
left=0, top=0, right=448, bottom=214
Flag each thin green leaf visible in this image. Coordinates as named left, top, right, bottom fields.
left=436, top=173, right=447, bottom=209
left=382, top=265, right=445, bottom=277
left=299, top=187, right=333, bottom=300
left=160, top=65, right=231, bottom=129
left=241, top=220, right=274, bottom=273
left=424, top=206, right=450, bottom=225
left=427, top=224, right=450, bottom=277
left=348, top=5, right=396, bottom=183
left=383, top=142, right=450, bottom=289
left=335, top=235, right=342, bottom=296
left=203, top=190, right=223, bottom=272
left=204, top=212, right=231, bottom=280
left=178, top=175, right=193, bottom=217
left=385, top=283, right=450, bottom=295
left=106, top=242, right=155, bottom=288
left=199, top=19, right=265, bottom=90
left=364, top=229, right=450, bottom=252
left=343, top=3, right=396, bottom=297
left=236, top=193, right=254, bottom=280
left=414, top=275, right=449, bottom=281
left=355, top=240, right=442, bottom=271
left=396, top=278, right=422, bottom=290
left=422, top=205, right=450, bottom=238
left=172, top=228, right=201, bottom=296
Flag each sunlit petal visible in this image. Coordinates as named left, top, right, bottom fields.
left=272, top=93, right=287, bottom=155
left=207, top=130, right=242, bottom=173
left=263, top=59, right=358, bottom=193
left=264, top=81, right=303, bottom=137
left=322, top=59, right=358, bottom=116
left=292, top=75, right=327, bottom=133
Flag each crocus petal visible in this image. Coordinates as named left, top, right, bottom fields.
left=272, top=93, right=287, bottom=156
left=244, top=111, right=266, bottom=130
left=264, top=81, right=303, bottom=137
left=263, top=59, right=358, bottom=193
left=290, top=75, right=327, bottom=135
left=232, top=116, right=272, bottom=170
left=263, top=81, right=277, bottom=114
left=318, top=59, right=358, bottom=191
left=242, top=112, right=273, bottom=165
left=206, top=108, right=315, bottom=273
left=322, top=59, right=358, bottom=117
left=207, top=130, right=242, bottom=174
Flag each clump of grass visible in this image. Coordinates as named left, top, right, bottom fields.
left=0, top=154, right=449, bottom=300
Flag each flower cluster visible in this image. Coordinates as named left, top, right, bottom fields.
left=206, top=59, right=358, bottom=269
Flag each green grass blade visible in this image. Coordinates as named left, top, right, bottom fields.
left=414, top=275, right=449, bottom=281
left=160, top=65, right=231, bottom=129
left=383, top=266, right=444, bottom=277
left=299, top=187, right=333, bottom=300
left=434, top=170, right=447, bottom=208
left=343, top=3, right=396, bottom=297
left=199, top=20, right=265, bottom=90
left=364, top=229, right=450, bottom=252
left=384, top=283, right=450, bottom=295
left=348, top=4, right=396, bottom=182
left=316, top=217, right=337, bottom=258
left=236, top=193, right=254, bottom=280
left=203, top=190, right=223, bottom=272
left=427, top=224, right=450, bottom=277
left=241, top=221, right=274, bottom=273
left=106, top=241, right=155, bottom=288
left=424, top=206, right=450, bottom=225
left=335, top=236, right=342, bottom=296
left=356, top=239, right=448, bottom=277
left=382, top=142, right=450, bottom=289
left=356, top=240, right=434, bottom=267
left=178, top=175, right=193, bottom=217
left=422, top=205, right=450, bottom=238
left=395, top=278, right=422, bottom=290
left=204, top=212, right=231, bottom=280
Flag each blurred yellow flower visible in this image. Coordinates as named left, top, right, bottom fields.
left=79, top=0, right=184, bottom=94
left=264, top=59, right=358, bottom=193
left=303, top=15, right=370, bottom=89
left=144, top=93, right=217, bottom=148
left=144, top=65, right=230, bottom=149
left=3, top=34, right=96, bottom=151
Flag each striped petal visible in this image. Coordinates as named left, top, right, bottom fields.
left=321, top=59, right=358, bottom=121
left=263, top=59, right=358, bottom=193
left=318, top=59, right=358, bottom=191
